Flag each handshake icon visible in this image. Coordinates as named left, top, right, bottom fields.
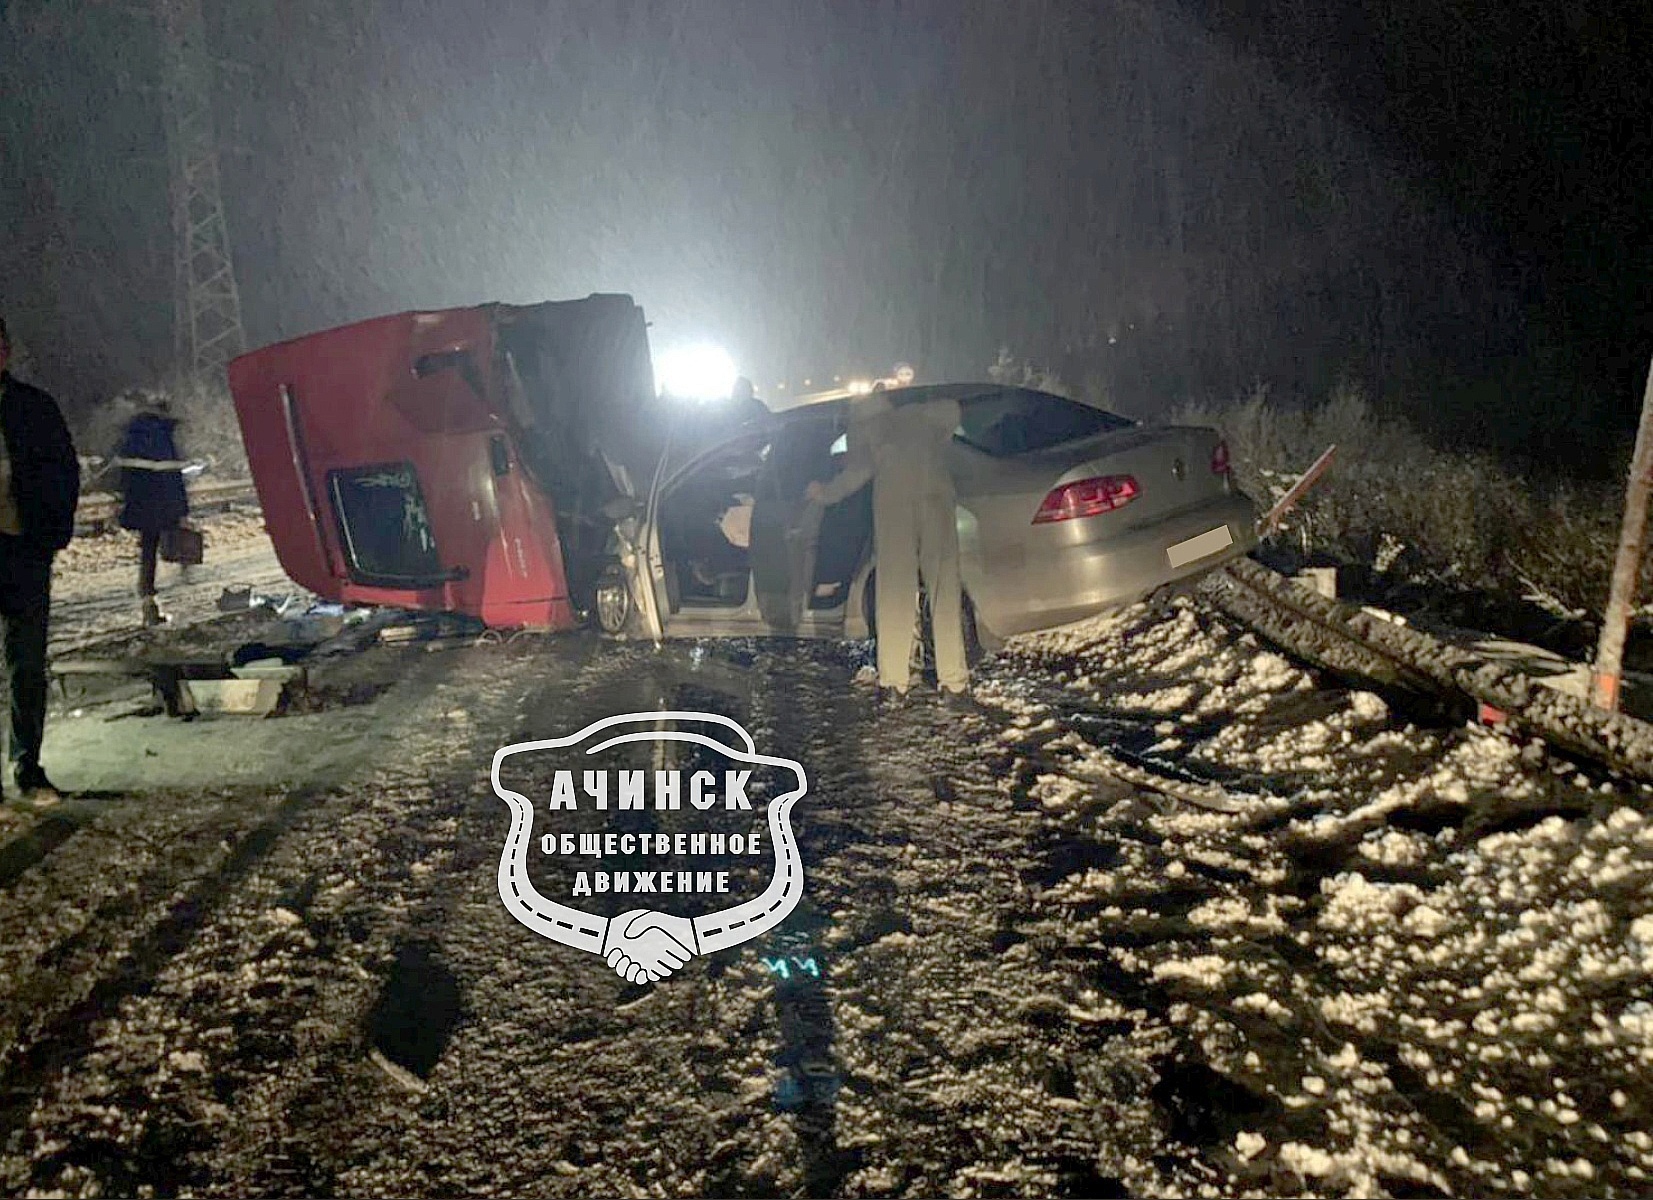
left=492, top=711, right=809, bottom=984
left=602, top=909, right=698, bottom=983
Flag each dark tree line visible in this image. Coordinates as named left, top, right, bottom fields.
left=3, top=0, right=1632, bottom=471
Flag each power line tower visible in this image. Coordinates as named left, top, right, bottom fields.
left=157, top=0, right=245, bottom=393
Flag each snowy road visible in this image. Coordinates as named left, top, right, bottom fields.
left=49, top=511, right=293, bottom=655
left=2, top=538, right=1652, bottom=1196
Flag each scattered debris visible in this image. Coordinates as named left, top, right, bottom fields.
left=1359, top=605, right=1408, bottom=626
left=1293, top=566, right=1339, bottom=599
left=216, top=585, right=304, bottom=616
left=178, top=678, right=287, bottom=717
left=1211, top=556, right=1653, bottom=780
left=376, top=613, right=487, bottom=646
left=367, top=1047, right=431, bottom=1095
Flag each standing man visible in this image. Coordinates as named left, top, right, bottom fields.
left=0, top=317, right=79, bottom=805
left=806, top=389, right=971, bottom=703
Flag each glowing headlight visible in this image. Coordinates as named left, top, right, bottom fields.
left=657, top=343, right=738, bottom=402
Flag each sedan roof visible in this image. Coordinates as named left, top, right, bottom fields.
left=767, top=380, right=1063, bottom=415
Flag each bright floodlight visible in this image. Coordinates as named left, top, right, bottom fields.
left=657, top=343, right=738, bottom=402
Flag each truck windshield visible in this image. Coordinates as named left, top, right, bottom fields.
left=328, top=463, right=445, bottom=586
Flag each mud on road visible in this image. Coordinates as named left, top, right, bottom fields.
left=3, top=547, right=1653, bottom=1196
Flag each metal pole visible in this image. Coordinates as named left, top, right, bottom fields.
left=1590, top=356, right=1653, bottom=712
left=158, top=0, right=246, bottom=392
left=1260, top=443, right=1338, bottom=536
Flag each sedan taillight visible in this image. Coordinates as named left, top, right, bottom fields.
left=1032, top=474, right=1140, bottom=523
left=1211, top=440, right=1231, bottom=475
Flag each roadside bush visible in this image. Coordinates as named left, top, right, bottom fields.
left=79, top=378, right=250, bottom=485
left=987, top=349, right=1629, bottom=625
left=167, top=377, right=250, bottom=479
left=1170, top=383, right=1630, bottom=622
left=988, top=347, right=1071, bottom=396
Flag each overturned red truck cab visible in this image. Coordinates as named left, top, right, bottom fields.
left=228, top=295, right=662, bottom=629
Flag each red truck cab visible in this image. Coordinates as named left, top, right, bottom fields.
left=228, top=295, right=659, bottom=629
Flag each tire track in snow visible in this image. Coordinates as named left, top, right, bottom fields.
left=212, top=640, right=785, bottom=1196
left=0, top=643, right=517, bottom=1194
left=210, top=638, right=640, bottom=1193
left=985, top=598, right=1653, bottom=1195
left=255, top=642, right=782, bottom=1196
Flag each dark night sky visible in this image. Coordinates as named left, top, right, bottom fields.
left=2, top=0, right=1648, bottom=469
left=1197, top=0, right=1653, bottom=440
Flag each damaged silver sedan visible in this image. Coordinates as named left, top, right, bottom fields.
left=595, top=382, right=1258, bottom=650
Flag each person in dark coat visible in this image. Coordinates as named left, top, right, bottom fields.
left=112, top=395, right=191, bottom=627
left=0, top=316, right=80, bottom=806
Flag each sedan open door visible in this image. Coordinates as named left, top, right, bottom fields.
left=610, top=406, right=871, bottom=642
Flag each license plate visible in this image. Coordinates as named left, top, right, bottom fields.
left=1166, top=525, right=1233, bottom=568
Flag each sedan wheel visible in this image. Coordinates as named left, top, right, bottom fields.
left=594, top=567, right=633, bottom=635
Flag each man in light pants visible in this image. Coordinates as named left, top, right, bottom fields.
left=807, top=390, right=970, bottom=702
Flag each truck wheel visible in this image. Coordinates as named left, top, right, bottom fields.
left=594, top=565, right=633, bottom=635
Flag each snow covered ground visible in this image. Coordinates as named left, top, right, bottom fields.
left=1, top=542, right=1650, bottom=1197
left=985, top=600, right=1653, bottom=1196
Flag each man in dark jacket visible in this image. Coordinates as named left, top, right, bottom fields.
left=112, top=395, right=190, bottom=627
left=0, top=317, right=79, bottom=806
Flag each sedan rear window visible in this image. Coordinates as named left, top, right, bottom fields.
left=953, top=390, right=1134, bottom=457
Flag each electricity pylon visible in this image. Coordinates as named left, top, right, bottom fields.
left=157, top=0, right=245, bottom=392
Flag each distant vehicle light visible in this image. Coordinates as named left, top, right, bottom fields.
left=657, top=343, right=738, bottom=402
left=846, top=379, right=874, bottom=395
left=1032, top=475, right=1140, bottom=523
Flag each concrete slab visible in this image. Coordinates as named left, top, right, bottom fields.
left=179, top=678, right=287, bottom=716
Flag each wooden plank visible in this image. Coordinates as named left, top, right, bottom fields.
left=1260, top=444, right=1337, bottom=535
left=1211, top=556, right=1653, bottom=782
